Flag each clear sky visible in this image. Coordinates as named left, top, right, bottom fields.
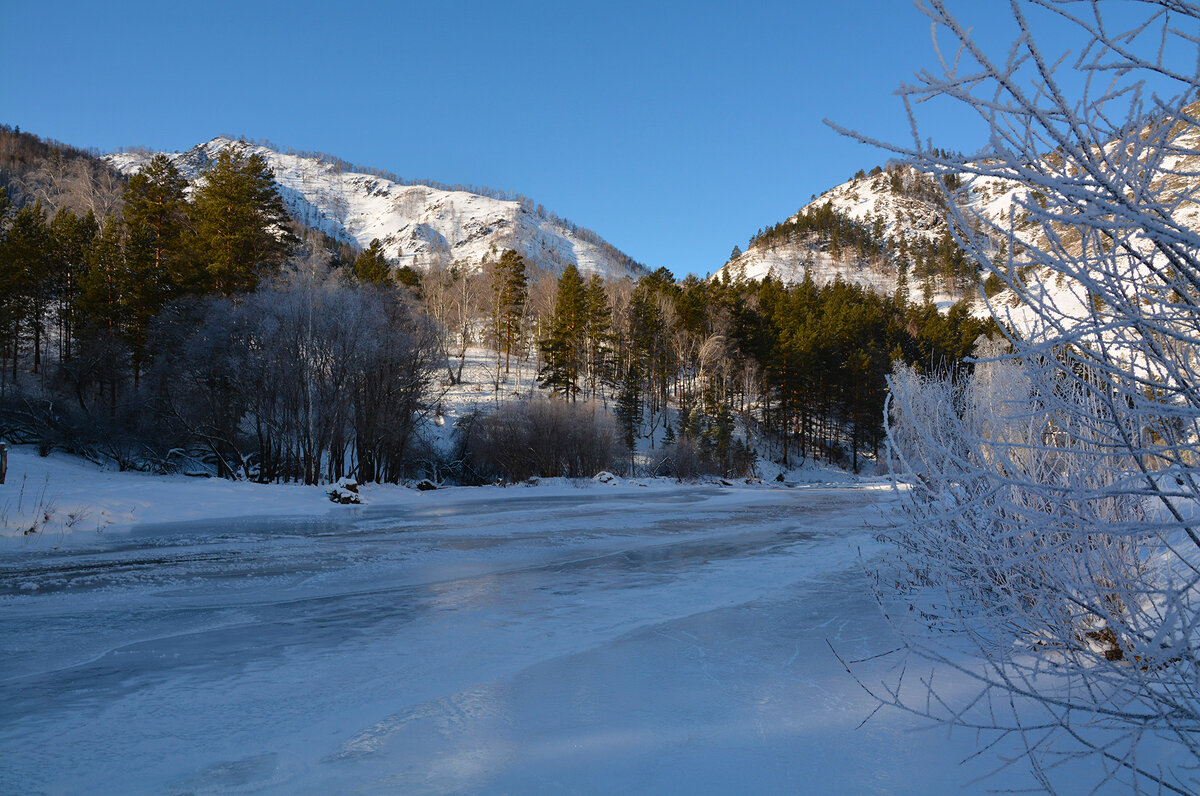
left=0, top=1, right=1156, bottom=278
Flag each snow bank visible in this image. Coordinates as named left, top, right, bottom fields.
left=0, top=447, right=339, bottom=540
left=0, top=445, right=872, bottom=545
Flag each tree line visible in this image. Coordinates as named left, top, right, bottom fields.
left=0, top=135, right=437, bottom=484
left=427, top=246, right=989, bottom=477
left=0, top=127, right=991, bottom=482
left=526, top=261, right=990, bottom=475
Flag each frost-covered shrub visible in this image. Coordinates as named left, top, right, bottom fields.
left=0, top=383, right=168, bottom=473
left=463, top=398, right=620, bottom=482
left=845, top=3, right=1200, bottom=789
left=724, top=437, right=757, bottom=477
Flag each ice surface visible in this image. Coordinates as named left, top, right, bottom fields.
left=1, top=483, right=1039, bottom=794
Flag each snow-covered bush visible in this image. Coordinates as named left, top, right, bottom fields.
left=843, top=1, right=1200, bottom=792
left=650, top=435, right=756, bottom=480
left=651, top=437, right=704, bottom=480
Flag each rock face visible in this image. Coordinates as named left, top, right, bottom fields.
left=105, top=138, right=646, bottom=280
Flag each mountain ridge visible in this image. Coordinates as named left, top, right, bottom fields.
left=715, top=102, right=1200, bottom=316
left=104, top=137, right=648, bottom=280
left=714, top=162, right=1023, bottom=307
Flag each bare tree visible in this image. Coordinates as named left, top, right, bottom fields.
left=525, top=263, right=562, bottom=380
left=837, top=2, right=1200, bottom=793
left=27, top=153, right=124, bottom=220
left=420, top=260, right=485, bottom=384
left=158, top=267, right=441, bottom=484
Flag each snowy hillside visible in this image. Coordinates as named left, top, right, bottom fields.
left=105, top=138, right=646, bottom=280
left=715, top=163, right=1023, bottom=304
left=717, top=104, right=1200, bottom=312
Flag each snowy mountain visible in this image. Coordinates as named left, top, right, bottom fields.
left=105, top=138, right=647, bottom=280
left=715, top=163, right=1023, bottom=304
left=716, top=102, right=1200, bottom=312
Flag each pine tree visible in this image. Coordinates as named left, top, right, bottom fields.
left=395, top=264, right=420, bottom=290
left=538, top=264, right=586, bottom=399
left=353, top=239, right=391, bottom=284
left=2, top=202, right=52, bottom=378
left=119, top=221, right=161, bottom=384
left=78, top=217, right=126, bottom=339
left=190, top=148, right=294, bottom=295
left=122, top=156, right=189, bottom=384
left=491, top=249, right=528, bottom=376
left=123, top=154, right=190, bottom=294
left=48, top=207, right=96, bottom=362
left=614, top=361, right=641, bottom=473
left=74, top=216, right=132, bottom=414
left=895, top=259, right=909, bottom=306
left=582, top=274, right=612, bottom=398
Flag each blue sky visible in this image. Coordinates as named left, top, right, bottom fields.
left=0, top=1, right=1162, bottom=277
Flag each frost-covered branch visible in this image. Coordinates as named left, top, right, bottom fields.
left=846, top=1, right=1200, bottom=792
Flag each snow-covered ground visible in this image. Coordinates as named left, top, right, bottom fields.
left=0, top=447, right=342, bottom=538
left=0, top=446, right=1070, bottom=794
left=0, top=443, right=858, bottom=541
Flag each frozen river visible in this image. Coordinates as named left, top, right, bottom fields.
left=1, top=483, right=1009, bottom=794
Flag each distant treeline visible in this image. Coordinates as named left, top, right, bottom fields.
left=0, top=126, right=992, bottom=483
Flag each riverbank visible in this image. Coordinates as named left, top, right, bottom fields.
left=0, top=445, right=879, bottom=541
